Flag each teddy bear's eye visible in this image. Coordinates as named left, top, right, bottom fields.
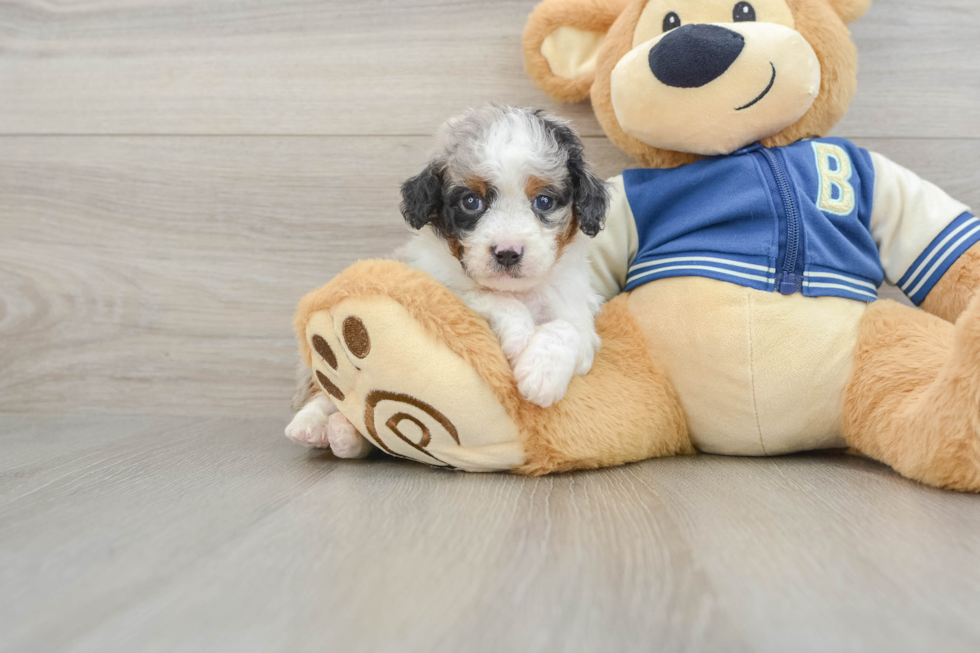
left=733, top=2, right=756, bottom=21
left=662, top=12, right=681, bottom=32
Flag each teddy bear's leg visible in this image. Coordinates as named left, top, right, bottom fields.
left=295, top=260, right=532, bottom=472
left=843, top=292, right=980, bottom=492
left=294, top=260, right=691, bottom=474
left=516, top=294, right=694, bottom=475
left=920, top=243, right=980, bottom=323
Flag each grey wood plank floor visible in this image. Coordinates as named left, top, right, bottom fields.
left=3, top=415, right=980, bottom=653
left=1, top=0, right=977, bottom=137
left=2, top=0, right=980, bottom=650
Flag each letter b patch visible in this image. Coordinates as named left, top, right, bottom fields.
left=813, top=142, right=856, bottom=216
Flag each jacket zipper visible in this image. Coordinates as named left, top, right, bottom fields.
left=759, top=148, right=801, bottom=295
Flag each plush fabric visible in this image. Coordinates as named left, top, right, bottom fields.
left=844, top=295, right=980, bottom=491
left=303, top=295, right=524, bottom=471
left=611, top=22, right=821, bottom=156
left=516, top=292, right=694, bottom=475
left=526, top=0, right=860, bottom=168
left=628, top=277, right=862, bottom=455
left=294, top=0, right=980, bottom=491
left=825, top=0, right=872, bottom=24
left=921, top=243, right=980, bottom=323
left=541, top=26, right=607, bottom=81
left=295, top=260, right=692, bottom=475
left=515, top=0, right=980, bottom=491
left=523, top=0, right=629, bottom=103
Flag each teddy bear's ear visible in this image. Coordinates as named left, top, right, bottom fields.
left=523, top=0, right=630, bottom=103
left=827, top=0, right=872, bottom=24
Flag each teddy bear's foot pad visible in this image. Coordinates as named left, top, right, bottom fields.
left=304, top=295, right=525, bottom=472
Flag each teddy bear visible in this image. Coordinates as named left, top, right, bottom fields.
left=293, top=0, right=980, bottom=491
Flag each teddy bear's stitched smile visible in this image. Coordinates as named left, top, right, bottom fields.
left=735, top=61, right=776, bottom=111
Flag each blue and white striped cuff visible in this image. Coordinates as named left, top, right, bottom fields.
left=898, top=212, right=980, bottom=305
left=802, top=270, right=878, bottom=302
left=625, top=254, right=776, bottom=292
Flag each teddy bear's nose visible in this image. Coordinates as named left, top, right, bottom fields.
left=648, top=24, right=745, bottom=88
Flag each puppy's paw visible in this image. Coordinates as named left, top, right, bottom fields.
left=513, top=321, right=581, bottom=408
left=497, top=318, right=537, bottom=364
left=575, top=343, right=596, bottom=377
left=285, top=399, right=336, bottom=448
left=327, top=412, right=373, bottom=459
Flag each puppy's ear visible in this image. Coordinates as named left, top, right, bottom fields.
left=542, top=116, right=609, bottom=237
left=400, top=164, right=444, bottom=230
left=570, top=155, right=609, bottom=237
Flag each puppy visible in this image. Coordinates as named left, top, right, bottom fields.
left=286, top=105, right=609, bottom=458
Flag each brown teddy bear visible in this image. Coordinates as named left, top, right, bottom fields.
left=294, top=0, right=980, bottom=490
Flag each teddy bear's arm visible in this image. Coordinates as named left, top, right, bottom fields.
left=919, top=243, right=980, bottom=322
left=867, top=151, right=978, bottom=319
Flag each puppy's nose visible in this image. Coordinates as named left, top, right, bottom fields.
left=492, top=245, right=523, bottom=268
left=648, top=24, right=745, bottom=88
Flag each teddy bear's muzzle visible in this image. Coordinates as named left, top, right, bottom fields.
left=610, top=21, right=821, bottom=157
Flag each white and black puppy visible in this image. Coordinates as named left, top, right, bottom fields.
left=286, top=105, right=609, bottom=458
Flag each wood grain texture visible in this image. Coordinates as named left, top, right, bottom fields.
left=0, top=0, right=977, bottom=137
left=1, top=415, right=979, bottom=653
left=1, top=2, right=980, bottom=650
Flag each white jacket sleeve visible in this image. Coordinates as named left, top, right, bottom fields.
left=587, top=175, right=639, bottom=301
left=869, top=151, right=977, bottom=304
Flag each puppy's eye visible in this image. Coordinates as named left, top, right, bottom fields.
left=663, top=12, right=681, bottom=32
left=733, top=2, right=756, bottom=21
left=459, top=194, right=484, bottom=213
left=533, top=194, right=555, bottom=212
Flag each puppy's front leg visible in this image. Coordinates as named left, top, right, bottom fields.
left=513, top=320, right=582, bottom=407
left=544, top=282, right=603, bottom=377
left=513, top=288, right=602, bottom=407
left=559, top=305, right=602, bottom=377
left=463, top=291, right=537, bottom=364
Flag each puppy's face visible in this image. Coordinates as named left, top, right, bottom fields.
left=400, top=107, right=608, bottom=292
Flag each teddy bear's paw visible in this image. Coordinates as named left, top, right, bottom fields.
left=303, top=295, right=525, bottom=471
left=513, top=320, right=581, bottom=408
left=284, top=394, right=337, bottom=448
left=326, top=411, right=373, bottom=459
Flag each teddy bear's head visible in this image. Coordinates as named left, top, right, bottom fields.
left=524, top=0, right=871, bottom=168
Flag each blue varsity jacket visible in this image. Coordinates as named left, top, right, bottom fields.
left=616, top=138, right=977, bottom=304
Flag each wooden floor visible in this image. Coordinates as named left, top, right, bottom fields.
left=1, top=0, right=979, bottom=650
